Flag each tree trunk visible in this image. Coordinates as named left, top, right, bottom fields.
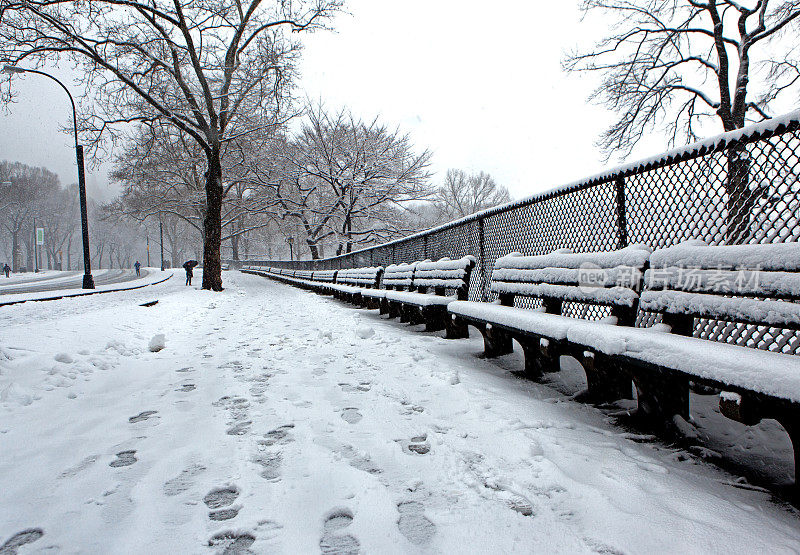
left=726, top=142, right=754, bottom=244
left=202, top=147, right=224, bottom=291
left=231, top=234, right=240, bottom=261
left=11, top=230, right=19, bottom=272
left=306, top=238, right=320, bottom=260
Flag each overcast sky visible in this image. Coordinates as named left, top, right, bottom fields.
left=0, top=1, right=670, bottom=201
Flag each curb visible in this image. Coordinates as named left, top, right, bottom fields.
left=0, top=273, right=174, bottom=308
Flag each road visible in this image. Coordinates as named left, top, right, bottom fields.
left=0, top=269, right=149, bottom=295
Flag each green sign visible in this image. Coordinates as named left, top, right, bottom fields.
left=36, top=228, right=44, bottom=245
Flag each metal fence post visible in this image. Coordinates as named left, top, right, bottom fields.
left=614, top=176, right=628, bottom=249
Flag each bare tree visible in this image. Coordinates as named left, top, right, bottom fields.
left=0, top=161, right=60, bottom=271
left=111, top=124, right=278, bottom=261
left=565, top=1, right=800, bottom=241
left=433, top=169, right=511, bottom=222
left=259, top=106, right=434, bottom=257
left=1, top=0, right=342, bottom=289
left=39, top=186, right=78, bottom=269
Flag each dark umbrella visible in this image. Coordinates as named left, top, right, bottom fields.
left=183, top=260, right=199, bottom=269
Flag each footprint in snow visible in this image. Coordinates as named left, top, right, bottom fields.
left=259, top=424, right=294, bottom=447
left=59, top=455, right=98, bottom=479
left=583, top=537, right=626, bottom=555
left=163, top=464, right=206, bottom=496
left=227, top=421, right=252, bottom=436
left=208, top=531, right=254, bottom=554
left=399, top=402, right=425, bottom=415
left=337, top=445, right=381, bottom=475
left=109, top=450, right=137, bottom=467
left=176, top=367, right=193, bottom=373
left=398, top=434, right=430, bottom=455
left=176, top=383, right=196, bottom=392
left=340, top=408, right=362, bottom=424
left=0, top=528, right=44, bottom=554
left=320, top=509, right=360, bottom=555
left=129, top=410, right=158, bottom=423
left=253, top=451, right=282, bottom=481
left=483, top=483, right=534, bottom=516
left=338, top=382, right=371, bottom=393
left=397, top=501, right=436, bottom=545
left=204, top=486, right=241, bottom=521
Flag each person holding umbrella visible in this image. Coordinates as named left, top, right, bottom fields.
left=183, top=260, right=198, bottom=286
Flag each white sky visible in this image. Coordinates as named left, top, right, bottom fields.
left=0, top=0, right=737, bottom=202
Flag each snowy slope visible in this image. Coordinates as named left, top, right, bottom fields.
left=1, top=271, right=799, bottom=553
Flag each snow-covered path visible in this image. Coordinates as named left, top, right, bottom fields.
left=2, top=271, right=799, bottom=554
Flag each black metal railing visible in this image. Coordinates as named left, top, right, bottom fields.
left=239, top=110, right=800, bottom=354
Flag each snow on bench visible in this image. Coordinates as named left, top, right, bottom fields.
left=448, top=245, right=651, bottom=392
left=326, top=267, right=383, bottom=302
left=566, top=240, right=800, bottom=491
left=379, top=257, right=476, bottom=333
left=361, top=262, right=418, bottom=303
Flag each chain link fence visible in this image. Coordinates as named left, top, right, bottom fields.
left=239, top=111, right=800, bottom=355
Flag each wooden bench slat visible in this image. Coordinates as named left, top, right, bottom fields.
left=640, top=289, right=800, bottom=329
left=650, top=241, right=800, bottom=272
left=645, top=267, right=800, bottom=298
left=494, top=246, right=651, bottom=271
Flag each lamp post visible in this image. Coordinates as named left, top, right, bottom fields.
left=3, top=65, right=95, bottom=289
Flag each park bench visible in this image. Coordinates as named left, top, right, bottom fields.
left=447, top=245, right=652, bottom=403
left=306, top=269, right=338, bottom=294
left=565, top=240, right=800, bottom=490
left=327, top=267, right=383, bottom=304
left=362, top=257, right=476, bottom=335
left=360, top=261, right=416, bottom=312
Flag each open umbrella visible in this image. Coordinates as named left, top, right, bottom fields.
left=183, top=260, right=199, bottom=269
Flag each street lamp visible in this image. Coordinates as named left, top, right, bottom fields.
left=3, top=65, right=95, bottom=289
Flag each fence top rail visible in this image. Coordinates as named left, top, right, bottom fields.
left=234, top=108, right=800, bottom=266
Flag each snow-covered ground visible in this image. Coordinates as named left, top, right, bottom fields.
left=1, top=271, right=799, bottom=554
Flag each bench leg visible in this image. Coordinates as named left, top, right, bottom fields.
left=779, top=418, right=800, bottom=498
left=422, top=306, right=446, bottom=332
left=632, top=369, right=689, bottom=429
left=399, top=305, right=411, bottom=323
left=575, top=351, right=632, bottom=404
left=481, top=325, right=513, bottom=358
left=379, top=298, right=389, bottom=315
left=446, top=315, right=469, bottom=339
left=388, top=302, right=401, bottom=320
left=409, top=306, right=425, bottom=326
left=537, top=338, right=561, bottom=373
left=518, top=338, right=542, bottom=379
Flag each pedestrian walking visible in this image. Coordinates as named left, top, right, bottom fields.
left=134, top=260, right=141, bottom=277
left=183, top=260, right=198, bottom=286
left=3, top=263, right=10, bottom=278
